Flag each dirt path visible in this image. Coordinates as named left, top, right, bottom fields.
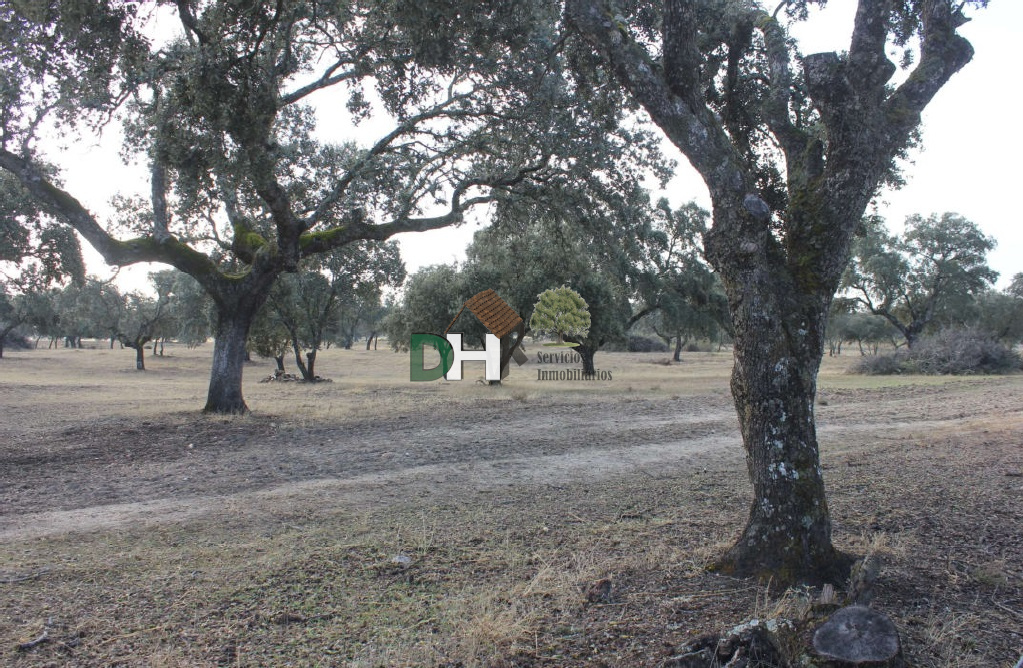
left=4, top=378, right=1019, bottom=542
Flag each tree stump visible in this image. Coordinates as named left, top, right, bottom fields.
left=813, top=605, right=902, bottom=666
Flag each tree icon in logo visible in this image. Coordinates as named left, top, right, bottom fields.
left=530, top=285, right=591, bottom=347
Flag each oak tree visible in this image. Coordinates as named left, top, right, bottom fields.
left=844, top=212, right=997, bottom=347
left=0, top=0, right=654, bottom=412
left=566, top=0, right=984, bottom=582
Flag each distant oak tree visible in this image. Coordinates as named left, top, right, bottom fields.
left=843, top=212, right=997, bottom=348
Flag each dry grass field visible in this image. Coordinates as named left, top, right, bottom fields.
left=1, top=342, right=1021, bottom=666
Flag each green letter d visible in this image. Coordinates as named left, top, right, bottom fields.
left=410, top=334, right=454, bottom=381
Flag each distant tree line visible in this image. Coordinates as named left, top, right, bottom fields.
left=0, top=241, right=403, bottom=373
left=381, top=208, right=1021, bottom=377
left=383, top=198, right=733, bottom=375
left=4, top=208, right=1017, bottom=378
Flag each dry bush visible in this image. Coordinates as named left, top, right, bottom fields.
left=852, top=327, right=1021, bottom=376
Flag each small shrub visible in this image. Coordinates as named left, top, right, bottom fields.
left=1, top=333, right=32, bottom=351
left=851, top=328, right=1021, bottom=375
left=852, top=354, right=904, bottom=375
left=626, top=335, right=669, bottom=353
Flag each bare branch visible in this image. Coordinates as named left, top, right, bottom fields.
left=0, top=147, right=219, bottom=283
left=280, top=60, right=364, bottom=106
left=884, top=0, right=974, bottom=136
left=565, top=0, right=748, bottom=199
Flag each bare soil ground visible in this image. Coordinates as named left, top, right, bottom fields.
left=0, top=344, right=1021, bottom=666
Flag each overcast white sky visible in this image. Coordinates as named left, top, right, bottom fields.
left=58, top=1, right=1021, bottom=291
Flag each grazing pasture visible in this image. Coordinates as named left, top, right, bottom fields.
left=1, top=344, right=1020, bottom=666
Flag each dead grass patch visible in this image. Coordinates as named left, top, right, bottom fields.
left=1, top=344, right=1021, bottom=665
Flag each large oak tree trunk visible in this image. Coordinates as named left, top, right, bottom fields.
left=714, top=258, right=851, bottom=583
left=204, top=308, right=254, bottom=414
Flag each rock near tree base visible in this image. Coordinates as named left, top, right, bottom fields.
left=662, top=604, right=904, bottom=668
left=812, top=605, right=904, bottom=667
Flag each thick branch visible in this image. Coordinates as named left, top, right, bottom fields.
left=565, top=0, right=748, bottom=200
left=150, top=162, right=171, bottom=242
left=884, top=0, right=974, bottom=137
left=662, top=0, right=702, bottom=102
left=0, top=148, right=220, bottom=286
left=848, top=0, right=897, bottom=93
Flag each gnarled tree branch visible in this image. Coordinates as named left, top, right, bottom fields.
left=0, top=148, right=221, bottom=291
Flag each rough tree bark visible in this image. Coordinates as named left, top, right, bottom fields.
left=205, top=308, right=257, bottom=413
left=577, top=344, right=597, bottom=376
left=567, top=0, right=976, bottom=583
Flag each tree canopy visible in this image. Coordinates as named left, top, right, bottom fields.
left=843, top=212, right=997, bottom=347
left=0, top=0, right=663, bottom=412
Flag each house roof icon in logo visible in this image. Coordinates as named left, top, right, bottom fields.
left=445, top=289, right=528, bottom=375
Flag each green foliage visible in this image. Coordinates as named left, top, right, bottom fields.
left=464, top=215, right=634, bottom=353
left=530, top=285, right=591, bottom=343
left=259, top=241, right=404, bottom=378
left=156, top=271, right=216, bottom=347
left=0, top=172, right=84, bottom=287
left=382, top=264, right=473, bottom=353
left=1008, top=273, right=1023, bottom=300
left=637, top=200, right=730, bottom=349
left=972, top=287, right=1023, bottom=346
left=386, top=211, right=637, bottom=368
left=825, top=299, right=902, bottom=356
left=843, top=212, right=997, bottom=346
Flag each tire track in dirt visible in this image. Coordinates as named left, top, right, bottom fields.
left=0, top=405, right=1003, bottom=542
left=0, top=433, right=741, bottom=541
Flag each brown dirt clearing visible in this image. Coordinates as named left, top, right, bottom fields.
left=0, top=345, right=1021, bottom=666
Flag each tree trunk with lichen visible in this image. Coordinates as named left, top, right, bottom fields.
left=707, top=207, right=851, bottom=582
left=567, top=0, right=976, bottom=585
